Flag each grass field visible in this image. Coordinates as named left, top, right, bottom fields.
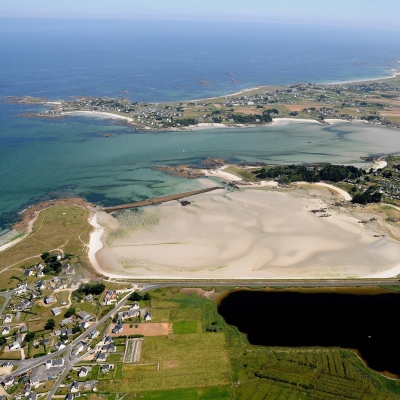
left=223, top=166, right=260, bottom=182
left=0, top=206, right=92, bottom=287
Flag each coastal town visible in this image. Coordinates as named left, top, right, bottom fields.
left=8, top=75, right=400, bottom=131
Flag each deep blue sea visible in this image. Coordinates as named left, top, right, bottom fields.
left=0, top=18, right=400, bottom=234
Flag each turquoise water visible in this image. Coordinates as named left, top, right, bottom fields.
left=1, top=107, right=400, bottom=232
left=1, top=18, right=400, bottom=232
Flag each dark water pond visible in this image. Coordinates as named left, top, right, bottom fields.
left=217, top=288, right=400, bottom=377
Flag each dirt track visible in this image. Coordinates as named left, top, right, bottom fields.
left=108, top=322, right=173, bottom=337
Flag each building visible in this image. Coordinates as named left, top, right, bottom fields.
left=36, top=281, right=46, bottom=290
left=51, top=307, right=61, bottom=316
left=143, top=311, right=152, bottom=321
left=101, top=364, right=111, bottom=373
left=80, top=321, right=90, bottom=329
left=30, top=365, right=65, bottom=387
left=24, top=269, right=34, bottom=277
left=78, top=366, right=89, bottom=378
left=45, top=359, right=65, bottom=369
left=95, top=352, right=107, bottom=361
left=101, top=343, right=116, bottom=352
left=112, top=322, right=123, bottom=334
left=3, top=375, right=14, bottom=388
left=118, top=309, right=139, bottom=321
left=103, top=290, right=117, bottom=305
left=3, top=314, right=12, bottom=323
left=54, top=341, right=66, bottom=350
left=9, top=341, right=21, bottom=350
left=70, top=381, right=79, bottom=393
left=88, top=329, right=99, bottom=340
left=59, top=317, right=73, bottom=327
left=1, top=326, right=10, bottom=335
left=44, top=296, right=54, bottom=305
left=77, top=311, right=92, bottom=322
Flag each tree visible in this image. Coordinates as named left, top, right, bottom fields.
left=129, top=292, right=142, bottom=301
left=41, top=252, right=50, bottom=261
left=44, top=319, right=55, bottom=330
left=143, top=293, right=151, bottom=301
left=64, top=307, right=76, bottom=318
left=24, top=332, right=35, bottom=343
left=0, top=337, right=6, bottom=346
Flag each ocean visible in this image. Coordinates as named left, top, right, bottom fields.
left=0, top=18, right=400, bottom=234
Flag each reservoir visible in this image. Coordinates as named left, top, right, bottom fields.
left=217, top=287, right=400, bottom=377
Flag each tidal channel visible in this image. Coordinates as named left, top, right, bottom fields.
left=217, top=287, right=400, bottom=377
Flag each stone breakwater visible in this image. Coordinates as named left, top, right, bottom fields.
left=103, top=187, right=222, bottom=213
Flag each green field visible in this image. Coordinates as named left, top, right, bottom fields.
left=92, top=287, right=400, bottom=399
left=0, top=205, right=92, bottom=290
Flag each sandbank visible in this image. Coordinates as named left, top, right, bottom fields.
left=92, top=187, right=400, bottom=279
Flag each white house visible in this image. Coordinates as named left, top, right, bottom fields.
left=51, top=307, right=61, bottom=316
left=1, top=326, right=10, bottom=335
left=143, top=311, right=152, bottom=321
left=3, top=375, right=14, bottom=388
left=3, top=314, right=12, bottom=323
left=44, top=296, right=54, bottom=305
left=70, top=381, right=80, bottom=393
left=45, top=359, right=65, bottom=369
left=78, top=366, right=89, bottom=378
left=54, top=341, right=66, bottom=350
left=9, top=341, right=21, bottom=350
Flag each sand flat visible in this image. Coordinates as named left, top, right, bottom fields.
left=94, top=188, right=400, bottom=279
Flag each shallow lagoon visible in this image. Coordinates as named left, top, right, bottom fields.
left=1, top=113, right=400, bottom=232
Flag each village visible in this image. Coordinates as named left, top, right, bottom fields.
left=0, top=253, right=161, bottom=400
left=19, top=75, right=400, bottom=131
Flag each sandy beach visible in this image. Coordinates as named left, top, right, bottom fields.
left=63, top=110, right=133, bottom=122
left=88, top=213, right=106, bottom=276
left=91, top=187, right=400, bottom=279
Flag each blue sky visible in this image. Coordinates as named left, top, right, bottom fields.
left=1, top=0, right=399, bottom=29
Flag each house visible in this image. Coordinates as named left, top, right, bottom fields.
left=51, top=307, right=61, bottom=316
left=55, top=283, right=67, bottom=290
left=61, top=328, right=73, bottom=336
left=65, top=394, right=74, bottom=400
left=3, top=314, right=12, bottom=323
left=95, top=352, right=107, bottom=361
left=77, top=311, right=92, bottom=322
left=44, top=296, right=55, bottom=305
left=118, top=309, right=139, bottom=321
left=52, top=277, right=60, bottom=283
left=31, top=290, right=40, bottom=299
left=104, top=336, right=113, bottom=345
left=72, top=342, right=86, bottom=355
left=112, top=322, right=123, bottom=334
left=78, top=366, right=89, bottom=378
left=70, top=381, right=79, bottom=393
left=21, top=299, right=34, bottom=309
left=54, top=341, right=66, bottom=350
left=60, top=317, right=73, bottom=327
left=101, top=364, right=111, bottom=373
left=101, top=343, right=116, bottom=352
left=85, top=294, right=93, bottom=301
left=143, top=311, right=152, bottom=321
left=45, top=359, right=65, bottom=369
left=9, top=341, right=21, bottom=350
left=30, top=365, right=64, bottom=386
left=130, top=302, right=139, bottom=310
left=34, top=262, right=44, bottom=270
left=42, top=338, right=50, bottom=346
left=80, top=321, right=90, bottom=329
left=60, top=300, right=67, bottom=306
left=24, top=269, right=34, bottom=277
left=82, top=380, right=98, bottom=391
left=3, top=375, right=14, bottom=388
left=103, top=290, right=117, bottom=305
left=20, top=325, right=28, bottom=333
left=88, top=329, right=99, bottom=340
left=36, top=281, right=46, bottom=290
left=37, top=271, right=45, bottom=278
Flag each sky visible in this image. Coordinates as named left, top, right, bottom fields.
left=1, top=0, right=400, bottom=29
